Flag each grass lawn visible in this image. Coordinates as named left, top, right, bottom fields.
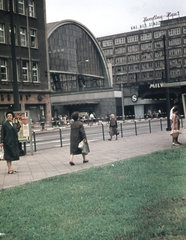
left=1, top=147, right=186, bottom=240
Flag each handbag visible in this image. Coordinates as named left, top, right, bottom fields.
left=78, top=140, right=84, bottom=149
left=0, top=147, right=4, bottom=160
left=82, top=142, right=90, bottom=155
left=170, top=130, right=181, bottom=138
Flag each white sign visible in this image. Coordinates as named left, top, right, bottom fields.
left=131, top=11, right=180, bottom=31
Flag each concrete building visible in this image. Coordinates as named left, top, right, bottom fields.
left=97, top=15, right=186, bottom=118
left=0, top=0, right=51, bottom=122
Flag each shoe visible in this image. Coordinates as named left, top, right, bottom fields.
left=8, top=170, right=17, bottom=174
left=172, top=143, right=179, bottom=146
left=69, top=162, right=75, bottom=166
left=177, top=142, right=182, bottom=145
left=83, top=160, right=89, bottom=163
left=108, top=139, right=111, bottom=141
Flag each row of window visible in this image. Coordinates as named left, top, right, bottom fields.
left=103, top=39, right=186, bottom=56
left=112, top=48, right=184, bottom=64
left=0, top=23, right=37, bottom=48
left=0, top=0, right=36, bottom=18
left=101, top=27, right=186, bottom=47
left=0, top=58, right=39, bottom=82
left=115, top=60, right=184, bottom=73
left=116, top=68, right=184, bottom=82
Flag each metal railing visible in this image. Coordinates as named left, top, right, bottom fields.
left=29, top=117, right=185, bottom=152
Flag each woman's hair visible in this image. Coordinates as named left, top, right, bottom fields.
left=173, top=107, right=178, bottom=113
left=71, top=112, right=79, bottom=121
left=6, top=111, right=14, bottom=117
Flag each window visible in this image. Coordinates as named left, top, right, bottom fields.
left=128, top=64, right=139, bottom=71
left=32, top=62, right=38, bottom=82
left=168, top=28, right=181, bottom=36
left=128, top=54, right=140, bottom=62
left=169, top=48, right=181, bottom=56
left=115, top=47, right=126, bottom=54
left=22, top=61, right=28, bottom=81
left=170, top=68, right=182, bottom=76
left=183, top=27, right=186, bottom=34
left=169, top=59, right=182, bottom=66
left=9, top=26, right=17, bottom=45
left=29, top=0, right=35, bottom=17
left=0, top=59, right=7, bottom=81
left=141, top=52, right=153, bottom=60
left=0, top=0, right=3, bottom=10
left=154, top=30, right=166, bottom=39
left=115, top=56, right=127, bottom=63
left=140, top=33, right=152, bottom=41
left=154, top=41, right=163, bottom=48
left=116, top=75, right=127, bottom=83
left=128, top=45, right=139, bottom=52
left=141, top=71, right=153, bottom=79
left=18, top=0, right=25, bottom=15
left=115, top=65, right=127, bottom=72
left=0, top=23, right=5, bottom=43
left=169, top=38, right=181, bottom=46
left=20, top=27, right=27, bottom=46
left=141, top=42, right=152, bottom=50
left=115, top=37, right=125, bottom=45
left=103, top=48, right=113, bottom=56
left=127, top=35, right=138, bottom=43
left=30, top=29, right=37, bottom=47
left=7, top=0, right=15, bottom=11
left=102, top=39, right=113, bottom=47
left=141, top=62, right=153, bottom=70
left=155, top=50, right=164, bottom=58
left=155, top=61, right=164, bottom=68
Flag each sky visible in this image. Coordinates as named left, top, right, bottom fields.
left=45, top=0, right=186, bottom=38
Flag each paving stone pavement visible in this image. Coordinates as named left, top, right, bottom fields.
left=0, top=129, right=185, bottom=189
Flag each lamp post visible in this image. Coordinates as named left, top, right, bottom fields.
left=76, top=59, right=89, bottom=91
left=163, top=35, right=171, bottom=131
left=9, top=0, right=20, bottom=111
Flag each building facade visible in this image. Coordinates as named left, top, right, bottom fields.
left=97, top=16, right=186, bottom=118
left=0, top=0, right=51, bottom=122
left=47, top=20, right=118, bottom=119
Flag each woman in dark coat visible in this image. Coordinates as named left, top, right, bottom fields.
left=0, top=111, right=20, bottom=174
left=108, top=114, right=118, bottom=140
left=69, top=112, right=89, bottom=166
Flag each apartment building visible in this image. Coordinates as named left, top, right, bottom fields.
left=0, top=0, right=51, bottom=122
left=97, top=16, right=186, bottom=117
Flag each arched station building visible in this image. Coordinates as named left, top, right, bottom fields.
left=47, top=20, right=118, bottom=119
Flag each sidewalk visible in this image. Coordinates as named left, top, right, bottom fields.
left=0, top=130, right=185, bottom=189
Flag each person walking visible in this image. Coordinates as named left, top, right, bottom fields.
left=0, top=111, right=20, bottom=174
left=170, top=102, right=181, bottom=145
left=108, top=114, right=118, bottom=141
left=170, top=108, right=181, bottom=146
left=69, top=112, right=89, bottom=166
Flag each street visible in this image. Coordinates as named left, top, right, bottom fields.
left=26, top=118, right=170, bottom=153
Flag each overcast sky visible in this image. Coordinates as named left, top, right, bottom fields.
left=45, top=0, right=186, bottom=38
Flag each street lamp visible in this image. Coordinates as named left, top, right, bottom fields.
left=163, top=35, right=171, bottom=131
left=77, top=59, right=89, bottom=90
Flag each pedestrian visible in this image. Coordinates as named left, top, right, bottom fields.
left=69, top=111, right=89, bottom=166
left=40, top=115, right=46, bottom=130
left=0, top=111, right=20, bottom=174
left=89, top=113, right=95, bottom=126
left=170, top=102, right=181, bottom=145
left=108, top=114, right=118, bottom=141
left=170, top=107, right=181, bottom=146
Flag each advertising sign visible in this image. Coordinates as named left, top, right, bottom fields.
left=13, top=111, right=31, bottom=142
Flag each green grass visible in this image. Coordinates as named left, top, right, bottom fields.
left=1, top=148, right=186, bottom=240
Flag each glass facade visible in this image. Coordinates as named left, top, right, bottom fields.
left=48, top=23, right=109, bottom=92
